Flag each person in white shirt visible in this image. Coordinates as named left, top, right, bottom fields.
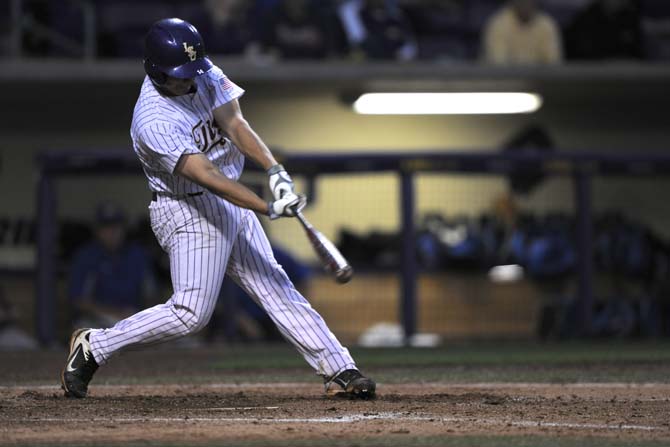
left=483, top=0, right=563, bottom=65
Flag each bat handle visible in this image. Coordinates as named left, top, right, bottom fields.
left=294, top=210, right=311, bottom=229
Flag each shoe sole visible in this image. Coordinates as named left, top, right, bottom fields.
left=326, top=378, right=376, bottom=399
left=60, top=328, right=89, bottom=398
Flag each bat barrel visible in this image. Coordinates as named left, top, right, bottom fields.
left=335, top=265, right=353, bottom=283
left=295, top=211, right=353, bottom=284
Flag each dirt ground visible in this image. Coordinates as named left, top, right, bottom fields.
left=1, top=347, right=669, bottom=445
left=1, top=382, right=669, bottom=445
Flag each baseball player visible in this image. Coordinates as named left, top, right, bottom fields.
left=60, top=18, right=375, bottom=399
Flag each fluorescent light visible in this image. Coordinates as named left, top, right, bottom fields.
left=353, top=92, right=543, bottom=115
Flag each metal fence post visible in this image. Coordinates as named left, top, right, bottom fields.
left=400, top=171, right=417, bottom=342
left=36, top=169, right=57, bottom=346
left=574, top=170, right=594, bottom=336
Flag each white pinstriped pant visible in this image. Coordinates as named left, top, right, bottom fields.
left=88, top=192, right=356, bottom=378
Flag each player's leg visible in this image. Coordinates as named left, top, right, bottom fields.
left=61, top=195, right=234, bottom=397
left=226, top=210, right=374, bottom=397
left=89, top=197, right=236, bottom=362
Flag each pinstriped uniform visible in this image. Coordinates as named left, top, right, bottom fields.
left=87, top=66, right=356, bottom=378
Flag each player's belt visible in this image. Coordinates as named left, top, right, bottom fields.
left=151, top=191, right=203, bottom=201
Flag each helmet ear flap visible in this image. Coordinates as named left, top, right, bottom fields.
left=144, top=58, right=167, bottom=85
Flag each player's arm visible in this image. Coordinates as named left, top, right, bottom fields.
left=213, top=98, right=277, bottom=170
left=175, top=152, right=302, bottom=219
left=213, top=99, right=298, bottom=201
left=176, top=152, right=267, bottom=212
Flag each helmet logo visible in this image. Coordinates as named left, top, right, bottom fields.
left=183, top=42, right=197, bottom=61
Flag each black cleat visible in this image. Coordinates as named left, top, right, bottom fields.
left=325, top=369, right=376, bottom=399
left=61, top=329, right=99, bottom=398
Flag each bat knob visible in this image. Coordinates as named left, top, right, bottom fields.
left=335, top=266, right=353, bottom=284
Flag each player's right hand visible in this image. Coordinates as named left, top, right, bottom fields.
left=267, top=164, right=295, bottom=201
left=268, top=193, right=306, bottom=220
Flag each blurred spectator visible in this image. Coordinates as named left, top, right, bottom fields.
left=564, top=0, right=644, bottom=60
left=640, top=0, right=670, bottom=60
left=17, top=0, right=52, bottom=56
left=97, top=2, right=174, bottom=58
left=482, top=0, right=563, bottom=65
left=402, top=0, right=474, bottom=60
left=204, top=0, right=265, bottom=57
left=337, top=0, right=417, bottom=60
left=3, top=0, right=91, bottom=58
left=263, top=0, right=339, bottom=59
left=503, top=123, right=556, bottom=195
left=1, top=0, right=11, bottom=57
left=68, top=201, right=156, bottom=329
left=494, top=123, right=557, bottom=257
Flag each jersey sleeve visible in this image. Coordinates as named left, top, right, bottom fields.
left=139, top=120, right=200, bottom=174
left=207, top=65, right=245, bottom=109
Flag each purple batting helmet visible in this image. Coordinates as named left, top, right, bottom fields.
left=143, top=18, right=213, bottom=85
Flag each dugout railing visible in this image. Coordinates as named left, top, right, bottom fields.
left=35, top=150, right=670, bottom=345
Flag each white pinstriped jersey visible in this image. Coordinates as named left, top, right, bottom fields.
left=131, top=65, right=245, bottom=194
left=87, top=62, right=358, bottom=380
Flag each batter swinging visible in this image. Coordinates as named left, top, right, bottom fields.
left=60, top=18, right=375, bottom=399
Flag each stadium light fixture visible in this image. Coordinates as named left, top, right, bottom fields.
left=353, top=92, right=543, bottom=115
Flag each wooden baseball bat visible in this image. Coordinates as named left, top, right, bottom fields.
left=295, top=211, right=353, bottom=283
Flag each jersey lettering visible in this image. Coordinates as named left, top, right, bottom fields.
left=191, top=119, right=224, bottom=152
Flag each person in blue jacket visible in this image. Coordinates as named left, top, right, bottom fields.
left=68, top=201, right=157, bottom=329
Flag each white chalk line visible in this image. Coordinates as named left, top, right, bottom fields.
left=502, top=420, right=662, bottom=432
left=4, top=413, right=665, bottom=432
left=200, top=407, right=280, bottom=411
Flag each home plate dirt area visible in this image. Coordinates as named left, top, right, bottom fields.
left=1, top=382, right=669, bottom=445
left=1, top=345, right=669, bottom=446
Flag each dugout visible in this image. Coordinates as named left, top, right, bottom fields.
left=34, top=150, right=670, bottom=345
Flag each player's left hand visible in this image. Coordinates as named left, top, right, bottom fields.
left=268, top=193, right=306, bottom=220
left=267, top=164, right=295, bottom=201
